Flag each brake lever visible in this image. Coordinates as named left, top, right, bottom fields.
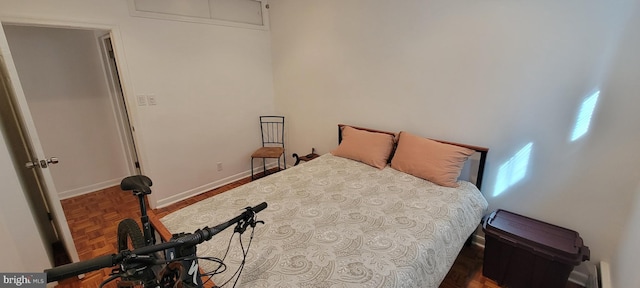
left=118, top=253, right=158, bottom=276
left=250, top=220, right=264, bottom=228
left=233, top=209, right=264, bottom=234
left=234, top=219, right=250, bottom=234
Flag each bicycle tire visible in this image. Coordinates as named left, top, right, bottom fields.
left=117, top=218, right=145, bottom=251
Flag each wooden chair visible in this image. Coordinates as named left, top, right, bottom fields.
left=251, top=116, right=285, bottom=180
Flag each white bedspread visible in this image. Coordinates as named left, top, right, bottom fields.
left=160, top=154, right=488, bottom=287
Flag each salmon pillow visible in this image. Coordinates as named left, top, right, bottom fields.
left=331, top=126, right=395, bottom=169
left=391, top=131, right=474, bottom=187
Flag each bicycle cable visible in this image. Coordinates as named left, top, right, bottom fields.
left=99, top=273, right=121, bottom=288
left=199, top=229, right=235, bottom=287
left=215, top=215, right=260, bottom=288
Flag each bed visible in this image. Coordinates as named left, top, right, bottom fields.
left=151, top=125, right=489, bottom=287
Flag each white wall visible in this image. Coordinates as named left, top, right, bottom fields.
left=612, top=182, right=640, bottom=288
left=269, top=0, right=640, bottom=267
left=0, top=0, right=275, bottom=208
left=608, top=3, right=640, bottom=286
left=123, top=18, right=275, bottom=207
left=3, top=25, right=130, bottom=198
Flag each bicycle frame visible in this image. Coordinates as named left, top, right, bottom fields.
left=134, top=189, right=155, bottom=246
left=162, top=233, right=204, bottom=287
left=117, top=233, right=204, bottom=288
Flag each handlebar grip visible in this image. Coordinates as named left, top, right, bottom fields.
left=45, top=254, right=115, bottom=283
left=252, top=202, right=267, bottom=214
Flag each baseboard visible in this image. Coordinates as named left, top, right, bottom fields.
left=599, top=261, right=612, bottom=288
left=155, top=163, right=279, bottom=209
left=472, top=233, right=486, bottom=248
left=570, top=271, right=589, bottom=286
left=58, top=178, right=123, bottom=200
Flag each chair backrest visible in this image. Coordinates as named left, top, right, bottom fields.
left=260, top=116, right=285, bottom=148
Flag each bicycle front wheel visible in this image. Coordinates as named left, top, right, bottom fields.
left=117, top=218, right=145, bottom=251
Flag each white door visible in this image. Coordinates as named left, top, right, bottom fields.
left=0, top=26, right=79, bottom=263
left=0, top=61, right=59, bottom=262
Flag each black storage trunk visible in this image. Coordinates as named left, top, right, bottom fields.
left=482, top=210, right=590, bottom=288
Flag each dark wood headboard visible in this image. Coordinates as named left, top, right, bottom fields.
left=337, top=124, right=489, bottom=190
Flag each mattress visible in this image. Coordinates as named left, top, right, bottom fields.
left=160, top=154, right=488, bottom=287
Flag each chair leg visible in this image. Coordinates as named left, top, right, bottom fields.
left=263, top=158, right=266, bottom=177
left=278, top=157, right=281, bottom=172
left=251, top=157, right=255, bottom=180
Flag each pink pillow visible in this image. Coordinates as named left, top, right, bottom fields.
left=391, top=131, right=474, bottom=187
left=331, top=126, right=395, bottom=169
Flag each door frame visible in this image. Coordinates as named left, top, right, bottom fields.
left=98, top=34, right=142, bottom=176
left=0, top=17, right=142, bottom=265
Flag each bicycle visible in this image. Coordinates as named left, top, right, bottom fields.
left=46, top=175, right=267, bottom=288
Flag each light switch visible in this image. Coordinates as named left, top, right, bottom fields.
left=137, top=95, right=147, bottom=106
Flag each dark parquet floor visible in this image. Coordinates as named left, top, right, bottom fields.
left=54, top=170, right=583, bottom=288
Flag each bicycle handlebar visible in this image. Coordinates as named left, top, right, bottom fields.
left=176, top=201, right=267, bottom=247
left=45, top=254, right=117, bottom=283
left=45, top=202, right=267, bottom=283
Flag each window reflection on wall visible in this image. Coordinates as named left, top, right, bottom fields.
left=494, top=142, right=533, bottom=197
left=571, top=91, right=600, bottom=141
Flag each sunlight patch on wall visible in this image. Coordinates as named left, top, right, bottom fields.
left=494, top=142, right=533, bottom=197
left=571, top=91, right=600, bottom=141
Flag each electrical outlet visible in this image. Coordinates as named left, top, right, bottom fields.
left=147, top=94, right=157, bottom=106
left=217, top=162, right=223, bottom=171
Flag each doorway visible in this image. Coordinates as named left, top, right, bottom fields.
left=0, top=24, right=140, bottom=265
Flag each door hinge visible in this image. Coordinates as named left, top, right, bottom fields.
left=135, top=161, right=140, bottom=168
left=108, top=50, right=115, bottom=59
left=47, top=212, right=53, bottom=221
